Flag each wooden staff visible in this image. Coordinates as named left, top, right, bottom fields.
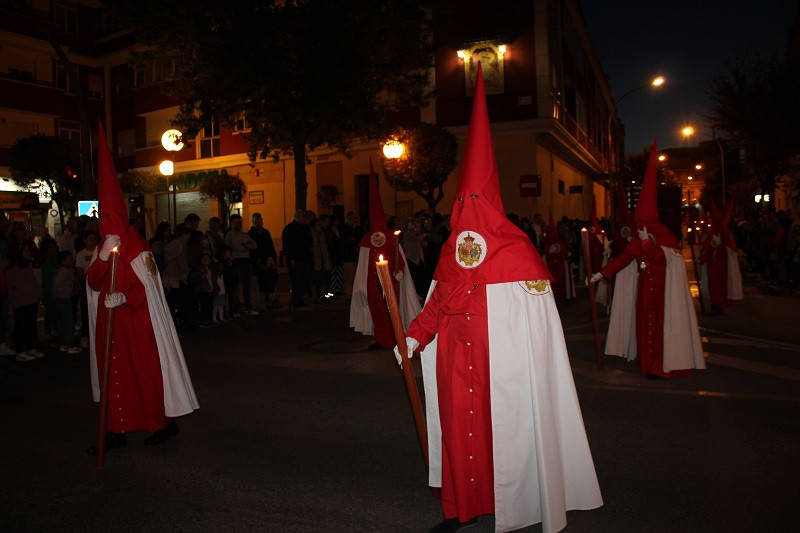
left=375, top=255, right=429, bottom=473
left=96, top=247, right=120, bottom=469
left=581, top=229, right=604, bottom=370
left=687, top=227, right=706, bottom=315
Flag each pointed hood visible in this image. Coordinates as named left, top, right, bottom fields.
left=433, top=62, right=551, bottom=284
left=544, top=209, right=566, bottom=252
left=97, top=120, right=148, bottom=262
left=359, top=159, right=402, bottom=267
left=635, top=138, right=679, bottom=248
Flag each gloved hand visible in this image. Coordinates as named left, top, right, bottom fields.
left=394, top=270, right=404, bottom=281
left=637, top=226, right=649, bottom=242
left=587, top=272, right=603, bottom=285
left=99, top=235, right=122, bottom=261
left=104, top=292, right=126, bottom=308
left=393, top=337, right=420, bottom=366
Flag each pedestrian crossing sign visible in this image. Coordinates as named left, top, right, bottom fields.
left=78, top=200, right=99, bottom=217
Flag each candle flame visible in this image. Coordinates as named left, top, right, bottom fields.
left=394, top=230, right=401, bottom=236
left=581, top=227, right=587, bottom=233
left=379, top=254, right=384, bottom=262
left=111, top=247, right=119, bottom=253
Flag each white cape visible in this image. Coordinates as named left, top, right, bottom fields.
left=700, top=247, right=743, bottom=301
left=349, top=246, right=421, bottom=335
left=420, top=281, right=602, bottom=533
left=662, top=247, right=705, bottom=372
left=88, top=250, right=199, bottom=417
left=604, top=261, right=637, bottom=360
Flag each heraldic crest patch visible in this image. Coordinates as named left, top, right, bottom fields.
left=519, top=279, right=550, bottom=295
left=456, top=231, right=486, bottom=269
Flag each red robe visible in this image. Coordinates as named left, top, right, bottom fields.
left=407, top=282, right=494, bottom=522
left=601, top=238, right=690, bottom=378
left=87, top=255, right=167, bottom=433
left=700, top=237, right=732, bottom=309
left=365, top=243, right=404, bottom=347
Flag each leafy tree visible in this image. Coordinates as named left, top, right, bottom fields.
left=197, top=171, right=246, bottom=226
left=382, top=122, right=457, bottom=213
left=103, top=0, right=436, bottom=210
left=707, top=54, right=800, bottom=208
left=119, top=169, right=160, bottom=195
left=7, top=134, right=82, bottom=229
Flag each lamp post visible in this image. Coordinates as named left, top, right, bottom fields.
left=682, top=125, right=726, bottom=199
left=382, top=139, right=405, bottom=218
left=607, top=76, right=665, bottom=218
left=161, top=129, right=183, bottom=229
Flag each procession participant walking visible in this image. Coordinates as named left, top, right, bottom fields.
left=700, top=196, right=743, bottom=314
left=396, top=64, right=602, bottom=533
left=591, top=139, right=705, bottom=378
left=350, top=161, right=420, bottom=349
left=85, top=123, right=198, bottom=454
left=543, top=209, right=575, bottom=302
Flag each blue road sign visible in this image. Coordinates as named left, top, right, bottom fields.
left=78, top=200, right=99, bottom=217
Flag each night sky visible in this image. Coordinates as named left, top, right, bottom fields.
left=579, top=0, right=799, bottom=154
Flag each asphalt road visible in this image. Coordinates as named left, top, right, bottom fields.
left=1, top=272, right=798, bottom=532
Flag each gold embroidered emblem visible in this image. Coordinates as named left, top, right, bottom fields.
left=526, top=280, right=548, bottom=292
left=370, top=231, right=386, bottom=247
left=457, top=233, right=482, bottom=266
left=145, top=253, right=158, bottom=278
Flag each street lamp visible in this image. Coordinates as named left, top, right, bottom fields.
left=682, top=125, right=726, bottom=199
left=382, top=139, right=405, bottom=217
left=161, top=129, right=183, bottom=229
left=607, top=75, right=666, bottom=219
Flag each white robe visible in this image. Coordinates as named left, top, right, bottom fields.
left=88, top=250, right=199, bottom=417
left=349, top=246, right=421, bottom=335
left=420, top=280, right=603, bottom=533
left=604, top=261, right=637, bottom=360
left=700, top=246, right=743, bottom=301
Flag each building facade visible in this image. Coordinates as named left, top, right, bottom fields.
left=0, top=0, right=619, bottom=249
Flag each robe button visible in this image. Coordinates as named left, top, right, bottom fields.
left=467, top=342, right=471, bottom=346
left=469, top=388, right=473, bottom=393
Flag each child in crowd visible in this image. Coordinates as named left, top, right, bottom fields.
left=220, top=245, right=238, bottom=319
left=211, top=258, right=226, bottom=323
left=75, top=231, right=99, bottom=348
left=6, top=242, right=44, bottom=361
left=40, top=239, right=60, bottom=343
left=52, top=251, right=81, bottom=354
left=189, top=253, right=215, bottom=326
left=263, top=255, right=279, bottom=310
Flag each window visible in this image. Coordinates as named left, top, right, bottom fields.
left=9, top=68, right=35, bottom=82
left=56, top=65, right=72, bottom=93
left=58, top=120, right=81, bottom=144
left=199, top=121, right=220, bottom=158
left=232, top=115, right=250, bottom=133
left=87, top=73, right=103, bottom=99
left=117, top=129, right=136, bottom=156
left=54, top=2, right=78, bottom=34
left=134, top=58, right=174, bottom=87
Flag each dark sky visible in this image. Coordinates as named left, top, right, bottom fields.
left=579, top=1, right=799, bottom=154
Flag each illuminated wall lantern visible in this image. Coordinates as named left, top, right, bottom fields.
left=159, top=160, right=174, bottom=176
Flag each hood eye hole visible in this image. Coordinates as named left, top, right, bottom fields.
left=470, top=194, right=478, bottom=199
left=457, top=196, right=464, bottom=202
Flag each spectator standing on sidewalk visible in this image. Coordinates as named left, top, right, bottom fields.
left=162, top=226, right=191, bottom=328
left=310, top=215, right=333, bottom=302
left=0, top=212, right=14, bottom=356
left=282, top=209, right=313, bottom=308
left=7, top=242, right=44, bottom=361
left=225, top=214, right=258, bottom=316
left=52, top=251, right=81, bottom=354
left=149, top=220, right=172, bottom=274
left=203, top=217, right=225, bottom=261
left=247, top=212, right=278, bottom=311
left=75, top=232, right=99, bottom=348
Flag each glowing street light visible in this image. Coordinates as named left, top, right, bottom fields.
left=682, top=125, right=726, bottom=198
left=382, top=140, right=404, bottom=159
left=161, top=129, right=182, bottom=228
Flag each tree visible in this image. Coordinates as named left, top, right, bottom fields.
left=197, top=170, right=246, bottom=227
left=7, top=134, right=82, bottom=230
left=707, top=53, right=800, bottom=209
left=103, top=0, right=436, bottom=210
left=382, top=122, right=457, bottom=213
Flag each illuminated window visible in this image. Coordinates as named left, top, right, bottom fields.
left=199, top=120, right=220, bottom=158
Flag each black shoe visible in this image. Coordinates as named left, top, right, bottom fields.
left=429, top=517, right=479, bottom=532
left=646, top=373, right=661, bottom=380
left=144, top=420, right=180, bottom=446
left=85, top=433, right=128, bottom=455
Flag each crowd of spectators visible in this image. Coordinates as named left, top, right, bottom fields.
left=731, top=209, right=800, bottom=292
